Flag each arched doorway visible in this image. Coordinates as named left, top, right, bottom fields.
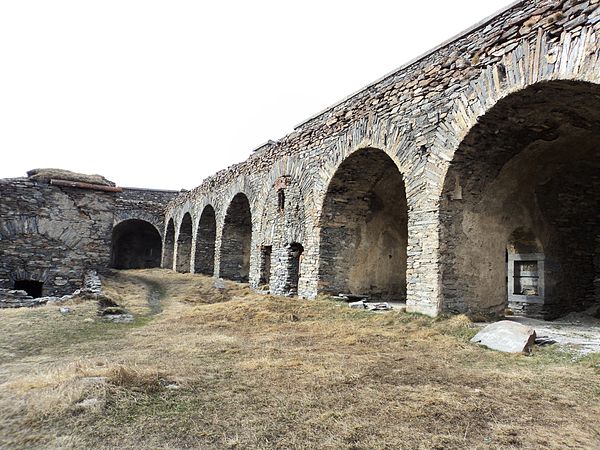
left=176, top=213, right=193, bottom=273
left=440, top=81, right=600, bottom=319
left=220, top=193, right=252, bottom=282
left=111, top=219, right=162, bottom=269
left=163, top=219, right=175, bottom=270
left=285, top=242, right=303, bottom=296
left=195, top=205, right=216, bottom=275
left=318, top=148, right=408, bottom=302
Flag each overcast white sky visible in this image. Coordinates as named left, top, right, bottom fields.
left=0, top=0, right=511, bottom=190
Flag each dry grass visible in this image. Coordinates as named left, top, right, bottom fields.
left=1, top=269, right=599, bottom=449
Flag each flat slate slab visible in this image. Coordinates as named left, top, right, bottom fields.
left=471, top=320, right=536, bottom=354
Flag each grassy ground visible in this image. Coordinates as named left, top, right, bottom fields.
left=0, top=269, right=599, bottom=449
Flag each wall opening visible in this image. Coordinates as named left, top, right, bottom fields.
left=318, top=147, right=408, bottom=302
left=286, top=242, right=304, bottom=296
left=220, top=193, right=252, bottom=282
left=259, top=245, right=272, bottom=286
left=14, top=280, right=44, bottom=298
left=440, top=80, right=600, bottom=319
left=111, top=219, right=162, bottom=269
left=506, top=228, right=545, bottom=316
left=176, top=213, right=193, bottom=273
left=195, top=205, right=216, bottom=276
left=163, top=219, right=175, bottom=270
left=277, top=189, right=285, bottom=213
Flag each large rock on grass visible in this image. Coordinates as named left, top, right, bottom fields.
left=471, top=320, right=536, bottom=354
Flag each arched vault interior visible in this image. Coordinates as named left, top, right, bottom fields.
left=318, top=148, right=408, bottom=302
left=220, top=193, right=252, bottom=282
left=111, top=219, right=162, bottom=269
left=163, top=219, right=175, bottom=270
left=176, top=213, right=193, bottom=273
left=440, top=80, right=600, bottom=319
left=195, top=205, right=216, bottom=275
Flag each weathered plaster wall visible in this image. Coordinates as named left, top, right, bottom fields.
left=164, top=0, right=600, bottom=317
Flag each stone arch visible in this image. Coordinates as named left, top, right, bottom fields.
left=111, top=219, right=162, bottom=269
left=439, top=80, right=600, bottom=319
left=220, top=193, right=252, bottom=282
left=176, top=212, right=193, bottom=273
left=435, top=26, right=600, bottom=165
left=252, top=156, right=315, bottom=295
left=318, top=147, right=408, bottom=302
left=163, top=218, right=175, bottom=270
left=195, top=205, right=216, bottom=275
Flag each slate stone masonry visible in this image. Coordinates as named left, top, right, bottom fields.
left=164, top=0, right=600, bottom=318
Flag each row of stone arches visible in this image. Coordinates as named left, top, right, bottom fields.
left=163, top=196, right=253, bottom=279
left=163, top=80, right=599, bottom=320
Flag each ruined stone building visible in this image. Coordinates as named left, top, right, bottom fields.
left=2, top=0, right=599, bottom=319
left=0, top=169, right=177, bottom=300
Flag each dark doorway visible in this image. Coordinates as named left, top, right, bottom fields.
left=286, top=243, right=304, bottom=296
left=259, top=245, right=272, bottom=286
left=14, top=280, right=44, bottom=298
left=111, top=219, right=162, bottom=269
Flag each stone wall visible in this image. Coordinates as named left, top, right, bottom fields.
left=0, top=177, right=115, bottom=296
left=115, top=187, right=179, bottom=235
left=158, top=0, right=599, bottom=317
left=0, top=176, right=177, bottom=297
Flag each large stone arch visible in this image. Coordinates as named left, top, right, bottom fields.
left=163, top=218, right=176, bottom=270
left=111, top=219, right=162, bottom=269
left=219, top=192, right=253, bottom=282
left=317, top=146, right=408, bottom=302
left=438, top=80, right=600, bottom=318
left=194, top=204, right=216, bottom=276
left=310, top=119, right=439, bottom=314
left=429, top=26, right=600, bottom=317
left=176, top=212, right=193, bottom=273
left=113, top=211, right=164, bottom=240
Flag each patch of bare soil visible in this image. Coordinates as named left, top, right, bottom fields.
left=0, top=269, right=599, bottom=449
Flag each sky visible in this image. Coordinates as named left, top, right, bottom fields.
left=0, top=0, right=512, bottom=190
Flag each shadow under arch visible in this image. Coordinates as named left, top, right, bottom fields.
left=439, top=80, right=600, bottom=319
left=111, top=219, right=162, bottom=269
left=220, top=193, right=252, bottom=282
left=195, top=205, right=216, bottom=276
left=317, top=147, right=408, bottom=302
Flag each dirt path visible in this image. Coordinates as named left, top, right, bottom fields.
left=126, top=274, right=164, bottom=316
